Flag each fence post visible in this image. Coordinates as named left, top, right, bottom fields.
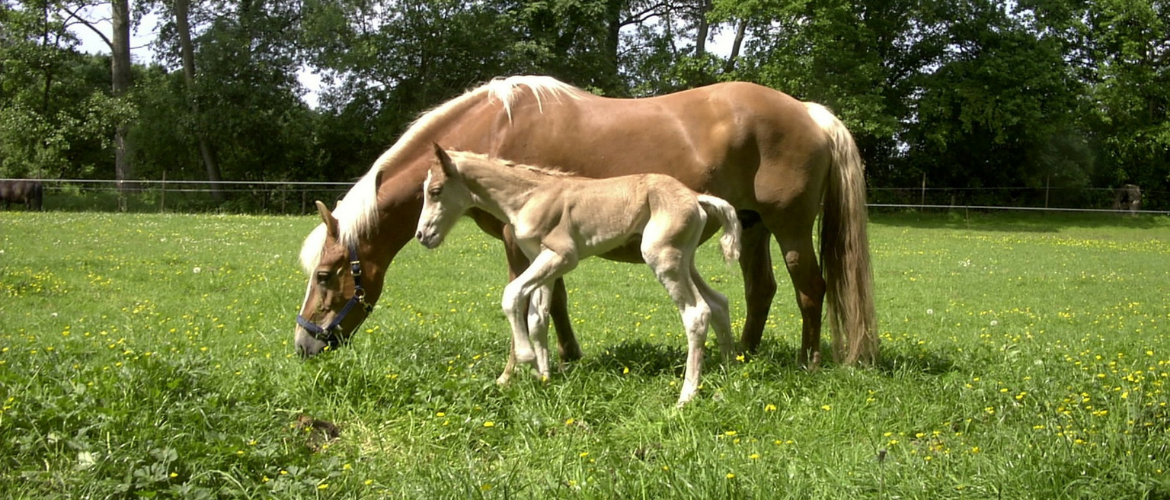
left=920, top=172, right=926, bottom=210
left=161, top=171, right=166, bottom=212
left=1045, top=175, right=1050, bottom=212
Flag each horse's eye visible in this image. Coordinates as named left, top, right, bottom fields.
left=429, top=187, right=442, bottom=197
left=316, top=271, right=331, bottom=284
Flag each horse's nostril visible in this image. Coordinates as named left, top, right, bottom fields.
left=416, top=230, right=423, bottom=240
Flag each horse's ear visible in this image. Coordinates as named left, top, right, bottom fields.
left=432, top=143, right=457, bottom=177
left=315, top=200, right=340, bottom=239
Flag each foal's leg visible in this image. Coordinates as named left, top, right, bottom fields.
left=691, top=266, right=737, bottom=363
left=527, top=284, right=553, bottom=380
left=644, top=242, right=711, bottom=407
left=504, top=227, right=583, bottom=366
left=498, top=248, right=572, bottom=384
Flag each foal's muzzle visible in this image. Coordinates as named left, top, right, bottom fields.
left=416, top=229, right=442, bottom=249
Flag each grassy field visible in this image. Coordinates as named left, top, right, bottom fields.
left=1, top=210, right=1168, bottom=499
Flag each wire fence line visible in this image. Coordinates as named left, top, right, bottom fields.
left=2, top=178, right=1167, bottom=215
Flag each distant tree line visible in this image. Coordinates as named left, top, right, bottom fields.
left=1, top=0, right=1167, bottom=209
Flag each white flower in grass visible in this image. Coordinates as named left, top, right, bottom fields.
left=193, top=267, right=202, bottom=274
left=926, top=308, right=934, bottom=315
left=990, top=320, right=998, bottom=327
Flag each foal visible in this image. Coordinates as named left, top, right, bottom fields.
left=416, top=145, right=741, bottom=406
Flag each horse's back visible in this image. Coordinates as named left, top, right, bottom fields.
left=476, top=82, right=828, bottom=212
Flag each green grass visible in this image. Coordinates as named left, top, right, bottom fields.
left=1, top=210, right=1169, bottom=498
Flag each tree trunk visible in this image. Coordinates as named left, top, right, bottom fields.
left=602, top=0, right=624, bottom=95
left=174, top=0, right=225, bottom=203
left=694, top=0, right=711, bottom=59
left=722, top=18, right=747, bottom=74
left=111, top=0, right=132, bottom=209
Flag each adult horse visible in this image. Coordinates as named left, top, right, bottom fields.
left=296, top=75, right=877, bottom=368
left=0, top=180, right=44, bottom=211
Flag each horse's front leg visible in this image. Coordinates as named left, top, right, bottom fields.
left=738, top=221, right=777, bottom=354
left=549, top=278, right=583, bottom=363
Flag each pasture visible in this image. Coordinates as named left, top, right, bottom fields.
left=1, top=210, right=1168, bottom=498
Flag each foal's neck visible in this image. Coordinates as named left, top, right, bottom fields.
left=460, top=160, right=551, bottom=223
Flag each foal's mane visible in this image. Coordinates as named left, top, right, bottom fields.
left=447, top=151, right=578, bottom=178
left=300, top=76, right=586, bottom=273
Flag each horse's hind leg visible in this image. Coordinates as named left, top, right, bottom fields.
left=737, top=217, right=777, bottom=353
left=772, top=221, right=826, bottom=369
left=692, top=266, right=737, bottom=363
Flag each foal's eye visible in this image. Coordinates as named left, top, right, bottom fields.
left=315, top=271, right=331, bottom=284
left=429, top=187, right=442, bottom=197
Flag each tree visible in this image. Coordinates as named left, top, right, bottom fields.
left=0, top=0, right=129, bottom=179
left=60, top=0, right=134, bottom=201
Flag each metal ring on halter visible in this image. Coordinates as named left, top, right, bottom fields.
left=296, top=242, right=374, bottom=345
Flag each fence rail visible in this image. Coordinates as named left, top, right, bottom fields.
left=2, top=178, right=1167, bottom=215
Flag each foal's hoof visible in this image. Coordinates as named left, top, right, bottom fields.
left=515, top=348, right=536, bottom=365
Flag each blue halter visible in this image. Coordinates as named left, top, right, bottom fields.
left=296, top=243, right=373, bottom=345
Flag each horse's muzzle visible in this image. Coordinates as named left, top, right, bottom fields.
left=295, top=327, right=331, bottom=357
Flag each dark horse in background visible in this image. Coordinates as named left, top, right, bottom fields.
left=0, top=180, right=43, bottom=210
left=294, top=76, right=878, bottom=369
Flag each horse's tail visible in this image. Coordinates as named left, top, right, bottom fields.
left=697, top=194, right=741, bottom=264
left=805, top=102, right=879, bottom=366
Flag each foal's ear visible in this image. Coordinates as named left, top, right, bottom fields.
left=432, top=143, right=457, bottom=178
left=315, top=200, right=340, bottom=239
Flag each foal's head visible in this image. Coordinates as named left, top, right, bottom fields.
left=416, top=145, right=473, bottom=249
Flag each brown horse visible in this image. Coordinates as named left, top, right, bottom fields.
left=0, top=180, right=44, bottom=211
left=296, top=76, right=877, bottom=368
left=417, top=147, right=742, bottom=405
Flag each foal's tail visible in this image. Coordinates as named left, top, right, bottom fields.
left=697, top=194, right=741, bottom=264
left=805, top=102, right=879, bottom=366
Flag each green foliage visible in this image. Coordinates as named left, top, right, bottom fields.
left=1, top=0, right=1167, bottom=208
left=3, top=211, right=1170, bottom=497
left=0, top=1, right=129, bottom=178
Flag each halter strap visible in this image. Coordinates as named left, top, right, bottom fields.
left=296, top=242, right=374, bottom=344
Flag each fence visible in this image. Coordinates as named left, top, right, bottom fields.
left=2, top=178, right=1168, bottom=215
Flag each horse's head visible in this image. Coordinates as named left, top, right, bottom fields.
left=416, top=145, right=473, bottom=249
left=295, top=201, right=374, bottom=357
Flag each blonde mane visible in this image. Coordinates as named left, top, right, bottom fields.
left=447, top=150, right=578, bottom=178
left=300, top=76, right=586, bottom=273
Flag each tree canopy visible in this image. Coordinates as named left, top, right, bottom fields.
left=1, top=0, right=1167, bottom=209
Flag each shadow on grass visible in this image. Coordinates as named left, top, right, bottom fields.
left=872, top=209, right=1167, bottom=233
left=585, top=340, right=687, bottom=377
left=572, top=338, right=961, bottom=380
